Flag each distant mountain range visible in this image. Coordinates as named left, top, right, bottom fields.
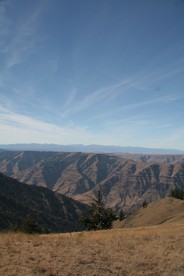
left=0, top=151, right=184, bottom=213
left=0, top=143, right=184, bottom=154
left=0, top=172, right=88, bottom=233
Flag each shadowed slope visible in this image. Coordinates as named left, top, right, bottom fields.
left=0, top=173, right=88, bottom=233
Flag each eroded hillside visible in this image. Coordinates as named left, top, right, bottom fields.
left=0, top=151, right=184, bottom=212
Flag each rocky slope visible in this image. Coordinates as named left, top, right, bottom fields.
left=116, top=153, right=184, bottom=164
left=0, top=172, right=88, bottom=233
left=0, top=151, right=184, bottom=212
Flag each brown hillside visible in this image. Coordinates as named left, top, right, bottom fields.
left=116, top=153, right=184, bottom=164
left=115, top=197, right=184, bottom=228
left=0, top=151, right=184, bottom=212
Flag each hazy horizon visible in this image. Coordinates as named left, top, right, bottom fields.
left=0, top=142, right=183, bottom=154
left=0, top=0, right=184, bottom=150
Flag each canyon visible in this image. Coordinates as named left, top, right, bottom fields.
left=0, top=150, right=184, bottom=212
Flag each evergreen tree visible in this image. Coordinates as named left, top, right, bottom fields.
left=118, top=209, right=125, bottom=221
left=142, top=200, right=148, bottom=208
left=81, top=189, right=117, bottom=230
left=20, top=216, right=44, bottom=234
left=171, top=188, right=184, bottom=200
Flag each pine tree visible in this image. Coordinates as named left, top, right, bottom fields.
left=20, top=216, right=44, bottom=234
left=171, top=188, right=184, bottom=200
left=118, top=209, right=125, bottom=221
left=81, top=188, right=117, bottom=230
left=142, top=200, right=148, bottom=208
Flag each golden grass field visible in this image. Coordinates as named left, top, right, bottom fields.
left=0, top=221, right=184, bottom=276
left=117, top=197, right=184, bottom=228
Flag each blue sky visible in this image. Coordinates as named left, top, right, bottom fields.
left=0, top=0, right=184, bottom=150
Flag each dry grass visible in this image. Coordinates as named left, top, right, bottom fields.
left=0, top=222, right=184, bottom=276
left=114, top=197, right=184, bottom=229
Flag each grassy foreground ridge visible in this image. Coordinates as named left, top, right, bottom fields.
left=0, top=222, right=184, bottom=276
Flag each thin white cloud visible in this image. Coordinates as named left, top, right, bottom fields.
left=60, top=56, right=184, bottom=119
left=135, top=59, right=184, bottom=86
left=0, top=0, right=49, bottom=69
left=62, top=88, right=77, bottom=111
left=0, top=106, right=93, bottom=144
left=61, top=78, right=132, bottom=118
left=129, top=84, right=151, bottom=92
left=0, top=104, right=135, bottom=146
left=0, top=1, right=11, bottom=37
left=117, top=94, right=183, bottom=113
left=98, top=94, right=183, bottom=135
left=0, top=106, right=84, bottom=133
left=0, top=106, right=183, bottom=150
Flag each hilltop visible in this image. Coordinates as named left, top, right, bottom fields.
left=114, top=197, right=184, bottom=228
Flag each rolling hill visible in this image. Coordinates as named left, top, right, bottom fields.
left=114, top=197, right=184, bottom=228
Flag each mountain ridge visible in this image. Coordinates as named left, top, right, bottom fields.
left=0, top=143, right=183, bottom=154
left=0, top=151, right=184, bottom=213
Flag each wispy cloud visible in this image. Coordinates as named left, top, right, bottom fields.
left=0, top=104, right=144, bottom=147
left=61, top=78, right=132, bottom=118
left=82, top=92, right=183, bottom=127
left=0, top=1, right=11, bottom=38
left=117, top=94, right=183, bottom=113
left=0, top=106, right=91, bottom=144
left=60, top=55, right=184, bottom=119
left=134, top=58, right=184, bottom=87
left=0, top=104, right=183, bottom=150
left=97, top=93, right=183, bottom=134
left=0, top=0, right=48, bottom=69
left=62, top=88, right=77, bottom=111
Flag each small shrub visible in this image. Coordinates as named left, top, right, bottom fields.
left=170, top=188, right=184, bottom=200
left=19, top=216, right=44, bottom=234
left=118, top=209, right=126, bottom=221
left=142, top=200, right=148, bottom=208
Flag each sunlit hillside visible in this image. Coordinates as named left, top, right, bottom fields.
left=114, top=197, right=184, bottom=228
left=0, top=222, right=184, bottom=276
